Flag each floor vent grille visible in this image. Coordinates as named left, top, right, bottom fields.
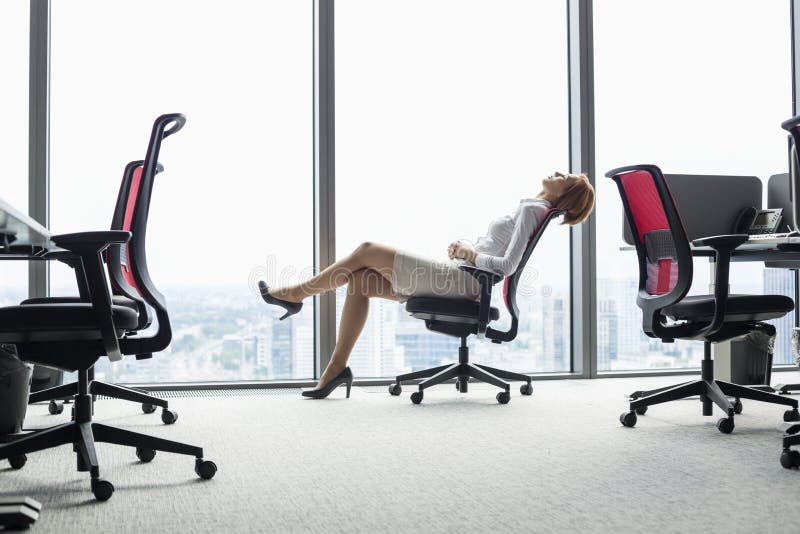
left=98, top=388, right=298, bottom=400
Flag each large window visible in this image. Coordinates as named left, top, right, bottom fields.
left=594, top=1, right=792, bottom=370
left=335, top=0, right=571, bottom=377
left=50, top=0, right=314, bottom=383
left=0, top=1, right=29, bottom=306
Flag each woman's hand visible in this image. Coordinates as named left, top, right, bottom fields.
left=448, top=241, right=477, bottom=265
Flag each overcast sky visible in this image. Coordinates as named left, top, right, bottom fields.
left=1, top=0, right=794, bottom=299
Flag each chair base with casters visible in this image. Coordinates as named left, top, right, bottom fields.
left=28, top=375, right=177, bottom=424
left=781, top=422, right=800, bottom=468
left=388, top=335, right=533, bottom=405
left=774, top=383, right=800, bottom=395
left=0, top=369, right=215, bottom=501
left=620, top=340, right=800, bottom=434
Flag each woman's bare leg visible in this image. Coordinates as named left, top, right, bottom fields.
left=270, top=241, right=396, bottom=303
left=315, top=267, right=402, bottom=389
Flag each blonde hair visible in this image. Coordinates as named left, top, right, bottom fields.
left=554, top=174, right=595, bottom=225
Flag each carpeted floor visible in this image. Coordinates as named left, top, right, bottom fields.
left=3, top=373, right=800, bottom=533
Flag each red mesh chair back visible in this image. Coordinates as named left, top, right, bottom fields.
left=125, top=114, right=185, bottom=318
left=107, top=114, right=185, bottom=355
left=606, top=164, right=694, bottom=336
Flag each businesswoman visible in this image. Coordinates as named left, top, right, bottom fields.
left=259, top=171, right=595, bottom=398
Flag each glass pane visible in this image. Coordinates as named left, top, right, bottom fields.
left=0, top=1, right=29, bottom=304
left=50, top=0, right=313, bottom=382
left=595, top=1, right=791, bottom=370
left=336, top=0, right=570, bottom=377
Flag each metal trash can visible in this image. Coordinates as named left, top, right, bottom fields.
left=0, top=344, right=33, bottom=435
left=714, top=327, right=775, bottom=386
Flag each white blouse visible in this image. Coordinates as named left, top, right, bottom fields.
left=467, top=197, right=552, bottom=277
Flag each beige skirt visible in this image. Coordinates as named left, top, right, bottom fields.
left=391, top=249, right=483, bottom=303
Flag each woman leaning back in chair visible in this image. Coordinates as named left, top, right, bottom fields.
left=259, top=171, right=595, bottom=398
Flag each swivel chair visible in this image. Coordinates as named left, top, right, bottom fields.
left=388, top=209, right=565, bottom=404
left=0, top=114, right=217, bottom=501
left=607, top=164, right=799, bottom=433
left=22, top=116, right=182, bottom=424
left=773, top=113, right=800, bottom=397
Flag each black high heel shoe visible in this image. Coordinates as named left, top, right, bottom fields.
left=302, top=367, right=353, bottom=399
left=258, top=280, right=303, bottom=321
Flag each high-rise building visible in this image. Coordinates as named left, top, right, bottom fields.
left=597, top=298, right=618, bottom=369
left=542, top=296, right=566, bottom=369
left=254, top=334, right=270, bottom=374
left=271, top=318, right=293, bottom=378
left=764, top=268, right=795, bottom=365
left=293, top=323, right=315, bottom=379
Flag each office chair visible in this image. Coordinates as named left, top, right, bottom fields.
left=388, top=209, right=566, bottom=404
left=773, top=114, right=800, bottom=397
left=22, top=117, right=181, bottom=424
left=0, top=114, right=217, bottom=501
left=607, top=164, right=800, bottom=433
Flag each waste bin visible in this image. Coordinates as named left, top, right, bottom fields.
left=714, top=328, right=775, bottom=385
left=0, top=344, right=33, bottom=435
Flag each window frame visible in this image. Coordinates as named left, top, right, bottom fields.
left=23, top=0, right=800, bottom=387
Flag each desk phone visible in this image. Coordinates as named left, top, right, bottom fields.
left=737, top=207, right=783, bottom=235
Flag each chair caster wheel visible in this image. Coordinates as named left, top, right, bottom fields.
left=388, top=384, right=402, bottom=396
left=783, top=409, right=800, bottom=422
left=781, top=449, right=800, bottom=469
left=142, top=403, right=157, bottom=414
left=716, top=417, right=735, bottom=434
left=161, top=409, right=178, bottom=425
left=733, top=399, right=743, bottom=415
left=496, top=391, right=510, bottom=404
left=8, top=454, right=27, bottom=470
left=456, top=380, right=468, bottom=393
left=48, top=400, right=64, bottom=415
left=620, top=411, right=637, bottom=427
left=136, top=447, right=156, bottom=463
left=410, top=391, right=423, bottom=404
left=92, top=479, right=115, bottom=501
left=520, top=383, right=533, bottom=396
left=195, top=459, right=217, bottom=480
left=634, top=405, right=648, bottom=415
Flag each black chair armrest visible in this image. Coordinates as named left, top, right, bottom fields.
left=458, top=265, right=504, bottom=286
left=691, top=234, right=749, bottom=251
left=458, top=265, right=501, bottom=337
left=689, top=235, right=746, bottom=338
left=50, top=231, right=131, bottom=362
left=52, top=231, right=131, bottom=250
left=42, top=250, right=91, bottom=300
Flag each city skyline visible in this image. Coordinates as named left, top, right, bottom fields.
left=2, top=265, right=795, bottom=385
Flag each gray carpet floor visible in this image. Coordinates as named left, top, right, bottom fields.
left=3, top=373, right=800, bottom=533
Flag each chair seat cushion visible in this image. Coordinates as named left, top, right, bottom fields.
left=0, top=303, right=139, bottom=333
left=662, top=294, right=794, bottom=323
left=406, top=297, right=499, bottom=322
left=21, top=295, right=140, bottom=311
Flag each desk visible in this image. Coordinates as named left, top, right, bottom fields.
left=0, top=197, right=59, bottom=258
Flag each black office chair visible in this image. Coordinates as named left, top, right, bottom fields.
left=773, top=114, right=800, bottom=397
left=0, top=114, right=217, bottom=501
left=388, top=209, right=565, bottom=404
left=24, top=153, right=175, bottom=423
left=607, top=164, right=800, bottom=433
